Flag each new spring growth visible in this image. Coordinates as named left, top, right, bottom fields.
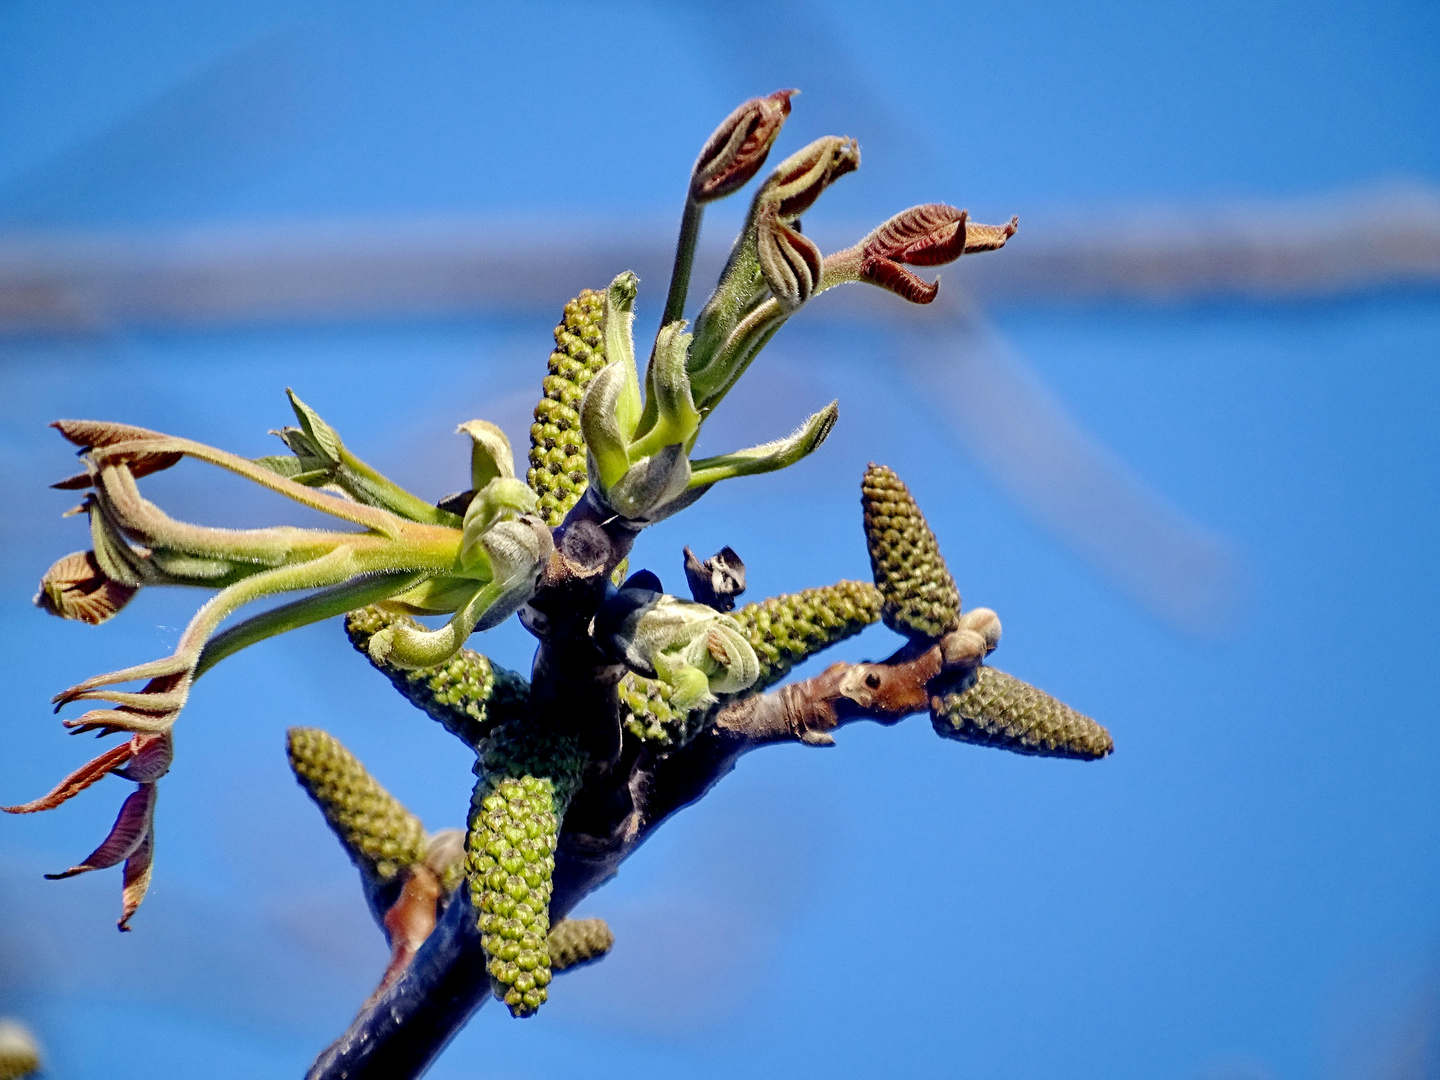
left=593, top=571, right=760, bottom=710
left=687, top=136, right=860, bottom=410
left=577, top=270, right=839, bottom=523
left=820, top=203, right=1020, bottom=304
left=5, top=396, right=551, bottom=927
left=664, top=89, right=795, bottom=327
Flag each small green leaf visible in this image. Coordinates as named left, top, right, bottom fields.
left=458, top=420, right=515, bottom=491
left=286, top=389, right=343, bottom=464
left=687, top=400, right=838, bottom=487
left=603, top=273, right=642, bottom=438
left=630, top=321, right=701, bottom=460
left=578, top=362, right=633, bottom=491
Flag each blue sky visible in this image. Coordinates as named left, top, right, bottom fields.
left=0, top=3, right=1437, bottom=1079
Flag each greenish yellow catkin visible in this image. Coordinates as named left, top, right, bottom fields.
left=0, top=1020, right=40, bottom=1080
left=618, top=671, right=694, bottom=746
left=346, top=606, right=531, bottom=748
left=735, top=580, right=884, bottom=692
left=528, top=288, right=608, bottom=527
left=619, top=581, right=886, bottom=746
left=287, top=727, right=430, bottom=882
left=931, top=666, right=1113, bottom=760
left=862, top=463, right=961, bottom=639
left=467, top=719, right=586, bottom=1018
left=547, top=917, right=614, bottom=971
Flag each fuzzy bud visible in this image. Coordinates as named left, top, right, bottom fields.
left=759, top=136, right=861, bottom=222
left=691, top=90, right=795, bottom=203
left=683, top=545, right=746, bottom=612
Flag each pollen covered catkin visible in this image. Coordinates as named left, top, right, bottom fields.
left=734, top=581, right=883, bottom=691
left=931, top=666, right=1113, bottom=760
left=347, top=606, right=530, bottom=749
left=528, top=289, right=609, bottom=526
left=548, top=917, right=614, bottom=971
left=861, top=463, right=960, bottom=639
left=467, top=720, right=586, bottom=1018
left=286, top=727, right=429, bottom=882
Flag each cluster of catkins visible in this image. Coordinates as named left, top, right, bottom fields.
left=283, top=286, right=1111, bottom=1021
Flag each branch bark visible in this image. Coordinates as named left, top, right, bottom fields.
left=306, top=628, right=957, bottom=1079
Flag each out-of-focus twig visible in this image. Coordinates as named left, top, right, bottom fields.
left=1, top=184, right=1435, bottom=335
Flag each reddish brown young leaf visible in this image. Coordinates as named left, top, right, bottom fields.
left=757, top=211, right=824, bottom=309
left=35, top=550, right=140, bottom=625
left=119, top=822, right=155, bottom=931
left=50, top=420, right=183, bottom=483
left=691, top=89, right=795, bottom=203
left=1, top=739, right=138, bottom=814
left=864, top=204, right=969, bottom=266
left=45, top=782, right=156, bottom=879
left=763, top=136, right=861, bottom=221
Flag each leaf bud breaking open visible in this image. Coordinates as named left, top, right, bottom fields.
left=757, top=210, right=824, bottom=310
left=823, top=204, right=1019, bottom=304
left=759, top=136, right=861, bottom=222
left=683, top=545, right=746, bottom=612
left=690, top=89, right=795, bottom=203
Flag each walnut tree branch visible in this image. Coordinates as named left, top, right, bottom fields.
left=306, top=633, right=960, bottom=1080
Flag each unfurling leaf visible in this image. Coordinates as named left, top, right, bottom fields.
left=690, top=89, right=794, bottom=203
left=35, top=550, right=139, bottom=625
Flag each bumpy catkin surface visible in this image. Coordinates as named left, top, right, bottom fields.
left=528, top=289, right=608, bottom=527
left=861, top=463, right=960, bottom=639
left=931, top=666, right=1112, bottom=760
left=547, top=917, right=615, bottom=971
left=346, top=606, right=530, bottom=749
left=734, top=581, right=884, bottom=691
left=286, top=727, right=429, bottom=882
left=467, top=719, right=585, bottom=1018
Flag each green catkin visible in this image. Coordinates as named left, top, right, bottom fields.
left=467, top=719, right=586, bottom=1018
left=346, top=606, right=531, bottom=749
left=528, top=288, right=609, bottom=527
left=547, top=917, right=614, bottom=971
left=930, top=666, right=1113, bottom=760
left=734, top=580, right=884, bottom=691
left=861, top=463, right=961, bottom=639
left=286, top=727, right=429, bottom=882
left=617, top=671, right=693, bottom=746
